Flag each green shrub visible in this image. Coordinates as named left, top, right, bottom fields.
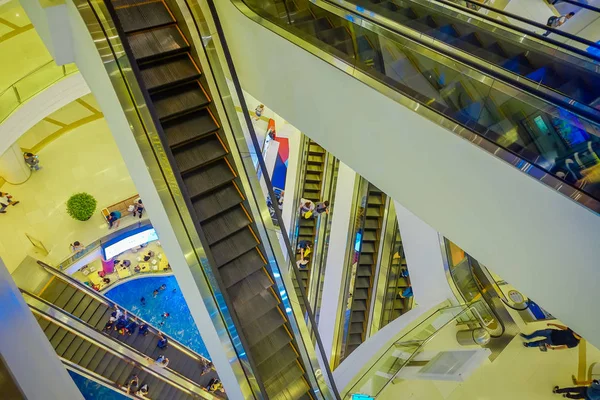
left=66, top=192, right=97, bottom=221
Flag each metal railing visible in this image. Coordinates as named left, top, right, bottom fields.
left=0, top=61, right=78, bottom=123
left=343, top=301, right=489, bottom=399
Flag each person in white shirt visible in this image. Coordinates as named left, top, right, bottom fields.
left=543, top=12, right=574, bottom=36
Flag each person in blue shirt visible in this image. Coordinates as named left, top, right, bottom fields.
left=521, top=323, right=581, bottom=350
left=107, top=210, right=121, bottom=229
left=553, top=379, right=600, bottom=399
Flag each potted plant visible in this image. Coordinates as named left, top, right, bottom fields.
left=66, top=192, right=97, bottom=221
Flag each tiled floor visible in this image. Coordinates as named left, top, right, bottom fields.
left=0, top=118, right=137, bottom=273
left=378, top=312, right=600, bottom=400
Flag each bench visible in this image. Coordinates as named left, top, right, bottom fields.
left=101, top=194, right=139, bottom=225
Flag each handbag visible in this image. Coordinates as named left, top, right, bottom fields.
left=304, top=210, right=313, bottom=219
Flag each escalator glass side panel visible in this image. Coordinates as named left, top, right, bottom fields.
left=236, top=0, right=600, bottom=214
left=74, top=0, right=331, bottom=397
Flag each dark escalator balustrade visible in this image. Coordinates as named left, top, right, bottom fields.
left=105, top=0, right=316, bottom=397
left=240, top=0, right=600, bottom=213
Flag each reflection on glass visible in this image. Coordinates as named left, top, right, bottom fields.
left=241, top=0, right=600, bottom=205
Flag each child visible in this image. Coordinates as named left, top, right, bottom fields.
left=253, top=104, right=265, bottom=121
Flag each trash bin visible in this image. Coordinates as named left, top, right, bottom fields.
left=456, top=328, right=491, bottom=346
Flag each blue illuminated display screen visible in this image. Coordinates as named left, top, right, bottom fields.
left=102, top=226, right=158, bottom=259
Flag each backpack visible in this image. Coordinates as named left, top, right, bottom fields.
left=547, top=16, right=559, bottom=27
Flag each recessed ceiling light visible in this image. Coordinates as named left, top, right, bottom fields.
left=16, top=13, right=19, bottom=16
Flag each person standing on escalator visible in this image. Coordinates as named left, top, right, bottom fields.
left=544, top=12, right=574, bottom=37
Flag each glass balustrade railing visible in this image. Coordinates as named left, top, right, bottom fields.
left=234, top=0, right=600, bottom=214
left=0, top=61, right=78, bottom=123
left=74, top=0, right=340, bottom=397
left=343, top=301, right=489, bottom=399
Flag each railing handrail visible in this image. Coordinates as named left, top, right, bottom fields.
left=421, top=0, right=600, bottom=52
left=205, top=0, right=342, bottom=396
left=347, top=301, right=487, bottom=398
left=36, top=261, right=211, bottom=366
left=24, top=290, right=215, bottom=399
left=0, top=60, right=58, bottom=97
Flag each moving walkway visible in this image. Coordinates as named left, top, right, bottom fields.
left=75, top=0, right=334, bottom=397
left=21, top=262, right=217, bottom=399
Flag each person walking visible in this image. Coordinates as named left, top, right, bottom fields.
left=253, top=104, right=265, bottom=121
left=23, top=152, right=41, bottom=171
left=299, top=198, right=315, bottom=218
left=553, top=380, right=600, bottom=399
left=544, top=12, right=574, bottom=37
left=521, top=322, right=581, bottom=350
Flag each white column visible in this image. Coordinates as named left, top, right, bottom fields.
left=395, top=202, right=457, bottom=307
left=318, top=162, right=358, bottom=364
left=0, top=142, right=30, bottom=184
left=0, top=258, right=84, bottom=399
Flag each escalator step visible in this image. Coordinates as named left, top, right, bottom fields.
left=71, top=341, right=94, bottom=365
left=350, top=323, right=363, bottom=334
left=367, top=195, right=383, bottom=205
left=153, top=81, right=210, bottom=122
left=228, top=269, right=273, bottom=306
left=192, top=183, right=243, bottom=222
left=39, top=279, right=68, bottom=303
left=357, top=266, right=373, bottom=277
left=86, top=349, right=108, bottom=371
left=173, top=133, right=227, bottom=173
left=78, top=344, right=101, bottom=369
left=183, top=159, right=235, bottom=198
left=366, top=207, right=381, bottom=218
left=80, top=301, right=102, bottom=323
left=352, top=299, right=368, bottom=311
left=54, top=332, right=77, bottom=356
left=116, top=364, right=136, bottom=386
left=114, top=1, right=174, bottom=34
left=264, top=363, right=305, bottom=397
left=361, top=242, right=375, bottom=253
left=257, top=344, right=298, bottom=379
left=127, top=24, right=189, bottom=62
left=62, top=336, right=86, bottom=360
left=362, top=231, right=377, bottom=241
left=250, top=326, right=293, bottom=365
left=359, top=254, right=374, bottom=265
left=364, top=219, right=379, bottom=230
left=353, top=288, right=369, bottom=300
left=241, top=307, right=285, bottom=346
left=233, top=288, right=279, bottom=325
left=355, top=277, right=370, bottom=288
left=62, top=290, right=86, bottom=314
left=219, top=249, right=265, bottom=287
left=163, top=108, right=218, bottom=147
left=305, top=172, right=321, bottom=182
left=202, top=206, right=251, bottom=245
left=108, top=357, right=129, bottom=382
left=139, top=54, right=200, bottom=92
left=99, top=355, right=122, bottom=378
left=71, top=295, right=95, bottom=319
left=53, top=285, right=77, bottom=308
left=211, top=228, right=259, bottom=267
left=348, top=333, right=363, bottom=345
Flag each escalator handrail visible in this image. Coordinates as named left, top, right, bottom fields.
left=232, top=0, right=600, bottom=216
left=331, top=0, right=600, bottom=125
left=419, top=0, right=600, bottom=53
left=540, top=0, right=600, bottom=13
left=88, top=0, right=268, bottom=396
left=205, top=1, right=341, bottom=397
left=466, top=258, right=506, bottom=338
left=23, top=290, right=213, bottom=399
left=36, top=261, right=210, bottom=365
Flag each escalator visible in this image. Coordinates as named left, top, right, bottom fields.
left=243, top=0, right=600, bottom=203
left=344, top=184, right=386, bottom=357
left=379, top=219, right=411, bottom=329
left=354, top=0, right=600, bottom=111
left=88, top=0, right=319, bottom=397
left=293, top=139, right=328, bottom=312
left=224, top=0, right=600, bottom=347
left=22, top=262, right=217, bottom=393
left=23, top=291, right=205, bottom=399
